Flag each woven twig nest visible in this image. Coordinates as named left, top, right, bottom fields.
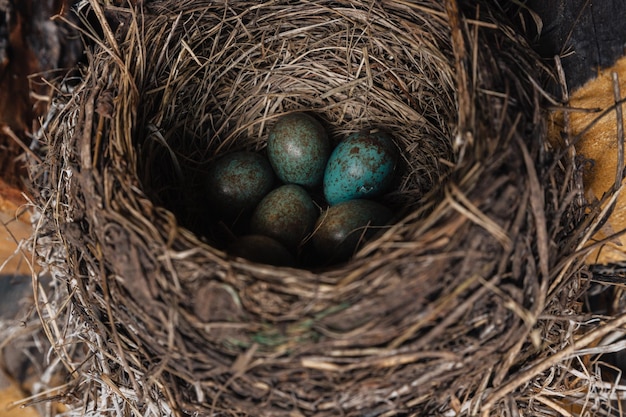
left=30, top=0, right=605, bottom=415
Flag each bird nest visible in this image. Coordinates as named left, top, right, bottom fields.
left=28, top=0, right=618, bottom=415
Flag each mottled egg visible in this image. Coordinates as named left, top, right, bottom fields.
left=312, top=199, right=393, bottom=262
left=323, top=131, right=398, bottom=205
left=250, top=184, right=318, bottom=250
left=227, top=235, right=296, bottom=267
left=206, top=151, right=275, bottom=218
left=267, top=113, right=330, bottom=187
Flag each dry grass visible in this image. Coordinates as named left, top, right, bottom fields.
left=25, top=0, right=626, bottom=416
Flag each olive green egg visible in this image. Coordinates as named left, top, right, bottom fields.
left=205, top=151, right=275, bottom=219
left=312, top=199, right=393, bottom=262
left=250, top=184, right=318, bottom=250
left=267, top=112, right=330, bottom=187
left=227, top=235, right=296, bottom=267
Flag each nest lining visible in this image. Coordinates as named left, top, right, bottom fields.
left=134, top=1, right=457, bottom=237
left=27, top=0, right=612, bottom=416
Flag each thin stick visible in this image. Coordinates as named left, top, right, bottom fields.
left=612, top=71, right=625, bottom=187
left=1, top=125, right=43, bottom=164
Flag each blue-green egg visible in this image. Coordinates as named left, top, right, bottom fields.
left=267, top=113, right=330, bottom=187
left=206, top=151, right=275, bottom=218
left=250, top=184, right=318, bottom=250
left=323, top=131, right=398, bottom=205
left=312, top=199, right=393, bottom=262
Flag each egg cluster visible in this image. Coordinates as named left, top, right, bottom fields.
left=206, top=112, right=399, bottom=267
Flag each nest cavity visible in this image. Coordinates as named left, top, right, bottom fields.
left=30, top=0, right=600, bottom=416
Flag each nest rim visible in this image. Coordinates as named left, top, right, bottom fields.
left=28, top=1, right=608, bottom=416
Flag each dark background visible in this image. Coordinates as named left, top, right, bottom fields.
left=527, top=0, right=626, bottom=91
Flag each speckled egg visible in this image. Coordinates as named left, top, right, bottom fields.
left=227, top=235, right=296, bottom=267
left=206, top=151, right=275, bottom=218
left=323, top=131, right=398, bottom=205
left=267, top=113, right=330, bottom=187
left=312, top=199, right=393, bottom=262
left=250, top=184, right=318, bottom=250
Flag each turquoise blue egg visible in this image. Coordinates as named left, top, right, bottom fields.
left=250, top=184, right=318, bottom=250
left=312, top=199, right=393, bottom=262
left=267, top=113, right=330, bottom=187
left=205, top=151, right=275, bottom=218
left=323, top=131, right=398, bottom=205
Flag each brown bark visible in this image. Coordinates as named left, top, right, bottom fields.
left=0, top=0, right=81, bottom=187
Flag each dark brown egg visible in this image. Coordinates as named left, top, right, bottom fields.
left=250, top=184, right=318, bottom=250
left=312, top=199, right=393, bottom=262
left=227, top=235, right=296, bottom=266
left=205, top=151, right=275, bottom=219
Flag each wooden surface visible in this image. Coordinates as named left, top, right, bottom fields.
left=0, top=178, right=31, bottom=276
left=0, top=384, right=40, bottom=417
left=566, top=55, right=626, bottom=264
left=525, top=0, right=626, bottom=263
left=0, top=213, right=31, bottom=276
left=0, top=178, right=38, bottom=417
